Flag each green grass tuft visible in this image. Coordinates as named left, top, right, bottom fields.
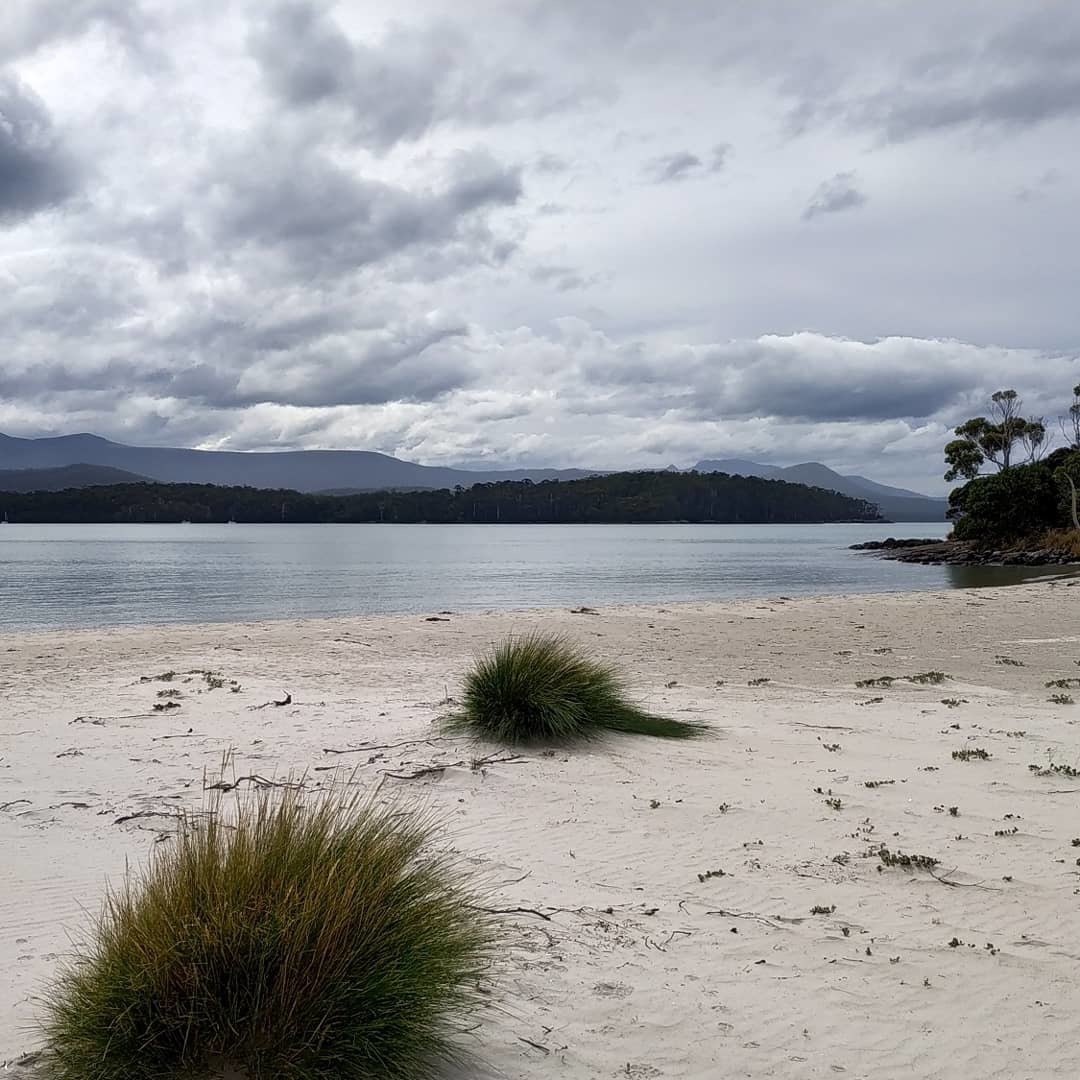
left=40, top=781, right=497, bottom=1080
left=443, top=632, right=708, bottom=744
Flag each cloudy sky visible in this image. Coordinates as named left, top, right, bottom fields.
left=2, top=0, right=1079, bottom=493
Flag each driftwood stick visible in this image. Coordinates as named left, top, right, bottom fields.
left=251, top=692, right=292, bottom=710
left=381, top=754, right=524, bottom=780
left=114, top=810, right=179, bottom=826
left=322, top=736, right=453, bottom=756
left=203, top=775, right=304, bottom=792
left=476, top=906, right=555, bottom=922
left=518, top=1037, right=551, bottom=1055
left=929, top=867, right=1000, bottom=891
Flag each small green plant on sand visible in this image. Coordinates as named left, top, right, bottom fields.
left=1029, top=760, right=1080, bottom=779
left=856, top=671, right=950, bottom=689
left=40, top=779, right=496, bottom=1080
left=443, top=632, right=708, bottom=744
left=907, top=671, right=949, bottom=685
left=878, top=847, right=939, bottom=870
left=1049, top=693, right=1076, bottom=705
left=952, top=747, right=991, bottom=761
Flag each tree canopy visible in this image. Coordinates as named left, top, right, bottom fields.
left=944, top=383, right=1080, bottom=546
left=944, top=389, right=1046, bottom=482
left=0, top=470, right=883, bottom=525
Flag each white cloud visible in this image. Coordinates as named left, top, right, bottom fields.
left=1, top=0, right=1079, bottom=494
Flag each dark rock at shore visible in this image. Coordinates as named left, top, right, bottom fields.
left=851, top=538, right=1080, bottom=567
left=850, top=537, right=943, bottom=551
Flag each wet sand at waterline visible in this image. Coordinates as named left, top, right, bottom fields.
left=3, top=579, right=1080, bottom=1078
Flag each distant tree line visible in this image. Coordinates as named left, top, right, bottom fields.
left=0, top=470, right=883, bottom=525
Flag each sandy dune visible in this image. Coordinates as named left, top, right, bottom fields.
left=3, top=579, right=1080, bottom=1078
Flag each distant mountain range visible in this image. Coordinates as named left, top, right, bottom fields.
left=0, top=433, right=947, bottom=521
left=0, top=433, right=593, bottom=493
left=692, top=459, right=947, bottom=521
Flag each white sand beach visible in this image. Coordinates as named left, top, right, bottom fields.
left=3, top=579, right=1080, bottom=1078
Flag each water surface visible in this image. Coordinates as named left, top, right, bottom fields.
left=0, top=521, right=1064, bottom=632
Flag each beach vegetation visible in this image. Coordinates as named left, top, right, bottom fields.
left=944, top=389, right=1047, bottom=482
left=952, top=747, right=991, bottom=761
left=1029, top=760, right=1080, bottom=778
left=40, top=781, right=496, bottom=1080
left=908, top=671, right=948, bottom=685
left=942, top=385, right=1080, bottom=547
left=443, top=633, right=708, bottom=744
left=877, top=847, right=939, bottom=870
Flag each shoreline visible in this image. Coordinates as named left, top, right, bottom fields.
left=5, top=579, right=1080, bottom=1076
left=2, top=574, right=1070, bottom=640
left=853, top=536, right=1080, bottom=568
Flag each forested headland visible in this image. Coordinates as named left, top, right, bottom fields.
left=858, top=386, right=1080, bottom=566
left=0, top=470, right=882, bottom=525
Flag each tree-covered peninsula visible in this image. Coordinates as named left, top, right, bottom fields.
left=0, top=470, right=882, bottom=525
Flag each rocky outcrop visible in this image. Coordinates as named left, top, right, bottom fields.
left=850, top=538, right=1080, bottom=566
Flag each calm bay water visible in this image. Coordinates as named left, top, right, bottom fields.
left=0, top=521, right=1066, bottom=632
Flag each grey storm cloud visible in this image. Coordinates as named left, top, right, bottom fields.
left=848, top=75, right=1080, bottom=144
left=566, top=328, right=1077, bottom=427
left=802, top=172, right=866, bottom=221
left=2, top=295, right=475, bottom=411
left=785, top=7, right=1080, bottom=144
left=208, top=141, right=522, bottom=278
left=0, top=0, right=146, bottom=61
left=647, top=144, right=729, bottom=183
left=249, top=0, right=609, bottom=151
left=0, top=77, right=79, bottom=221
left=648, top=151, right=702, bottom=183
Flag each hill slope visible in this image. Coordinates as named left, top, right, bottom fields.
left=0, top=464, right=151, bottom=492
left=0, top=432, right=595, bottom=493
left=0, top=472, right=883, bottom=525
left=693, top=458, right=948, bottom=521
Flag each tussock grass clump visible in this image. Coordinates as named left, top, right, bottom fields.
left=444, top=632, right=708, bottom=744
left=41, top=783, right=496, bottom=1080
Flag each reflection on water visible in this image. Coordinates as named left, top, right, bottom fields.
left=944, top=563, right=1080, bottom=589
left=0, top=520, right=1066, bottom=632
